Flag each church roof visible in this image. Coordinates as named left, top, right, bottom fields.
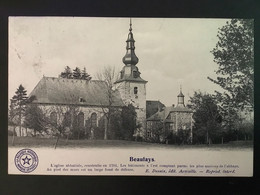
left=29, top=77, right=124, bottom=107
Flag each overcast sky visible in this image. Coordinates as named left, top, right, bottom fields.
left=9, top=17, right=228, bottom=106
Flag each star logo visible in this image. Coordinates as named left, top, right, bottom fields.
left=22, top=155, right=31, bottom=165
left=15, top=149, right=39, bottom=173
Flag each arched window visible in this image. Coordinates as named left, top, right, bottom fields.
left=134, top=87, right=138, bottom=95
left=91, top=113, right=97, bottom=128
left=78, top=112, right=84, bottom=128
left=50, top=112, right=57, bottom=125
left=64, top=112, right=71, bottom=127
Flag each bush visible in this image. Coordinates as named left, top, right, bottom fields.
left=8, top=129, right=17, bottom=136
left=135, top=135, right=143, bottom=142
left=165, top=130, right=191, bottom=145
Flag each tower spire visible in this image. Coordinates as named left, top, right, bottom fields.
left=177, top=85, right=185, bottom=107
left=122, top=18, right=139, bottom=66
left=115, top=18, right=147, bottom=84
left=129, top=18, right=132, bottom=31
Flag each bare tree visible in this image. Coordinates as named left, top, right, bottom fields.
left=95, top=66, right=120, bottom=140
left=26, top=91, right=82, bottom=148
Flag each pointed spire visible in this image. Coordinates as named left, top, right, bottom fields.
left=115, top=18, right=147, bottom=84
left=129, top=18, right=132, bottom=32
left=122, top=18, right=139, bottom=66
left=178, top=85, right=184, bottom=97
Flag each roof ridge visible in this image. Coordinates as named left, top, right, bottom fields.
left=43, top=76, right=107, bottom=83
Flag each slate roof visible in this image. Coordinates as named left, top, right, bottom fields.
left=115, top=76, right=147, bottom=83
left=29, top=77, right=124, bottom=107
left=146, top=100, right=165, bottom=118
left=177, top=91, right=184, bottom=97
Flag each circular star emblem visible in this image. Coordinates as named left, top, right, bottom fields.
left=14, top=149, right=39, bottom=173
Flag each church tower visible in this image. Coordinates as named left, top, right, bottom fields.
left=115, top=19, right=147, bottom=133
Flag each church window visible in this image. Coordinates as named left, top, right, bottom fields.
left=91, top=113, right=97, bottom=127
left=134, top=87, right=138, bottom=94
left=78, top=112, right=84, bottom=128
left=50, top=112, right=57, bottom=125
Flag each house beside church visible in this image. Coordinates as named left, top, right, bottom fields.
left=146, top=89, right=193, bottom=143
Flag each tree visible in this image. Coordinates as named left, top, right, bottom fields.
left=24, top=104, right=47, bottom=136
left=213, top=91, right=241, bottom=141
left=121, top=104, right=137, bottom=140
left=31, top=104, right=82, bottom=148
left=9, top=99, right=19, bottom=126
left=95, top=66, right=120, bottom=140
left=60, top=66, right=73, bottom=79
left=9, top=99, right=19, bottom=145
left=60, top=66, right=92, bottom=80
left=189, top=91, right=222, bottom=144
left=108, top=108, right=122, bottom=139
left=147, top=121, right=164, bottom=143
left=10, top=85, right=28, bottom=137
left=208, top=19, right=254, bottom=110
left=72, top=67, right=81, bottom=79
left=81, top=67, right=92, bottom=81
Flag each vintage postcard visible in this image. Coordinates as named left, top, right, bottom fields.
left=8, top=17, right=253, bottom=176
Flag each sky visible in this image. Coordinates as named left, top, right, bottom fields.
left=9, top=17, right=228, bottom=107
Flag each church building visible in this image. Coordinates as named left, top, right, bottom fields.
left=28, top=19, right=192, bottom=141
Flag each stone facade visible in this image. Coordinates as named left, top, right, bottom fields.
left=39, top=104, right=105, bottom=128
left=116, top=81, right=146, bottom=125
left=166, top=111, right=193, bottom=133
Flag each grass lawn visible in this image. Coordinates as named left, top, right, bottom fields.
left=8, top=136, right=253, bottom=150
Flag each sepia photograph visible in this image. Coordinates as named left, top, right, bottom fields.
left=8, top=17, right=254, bottom=176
